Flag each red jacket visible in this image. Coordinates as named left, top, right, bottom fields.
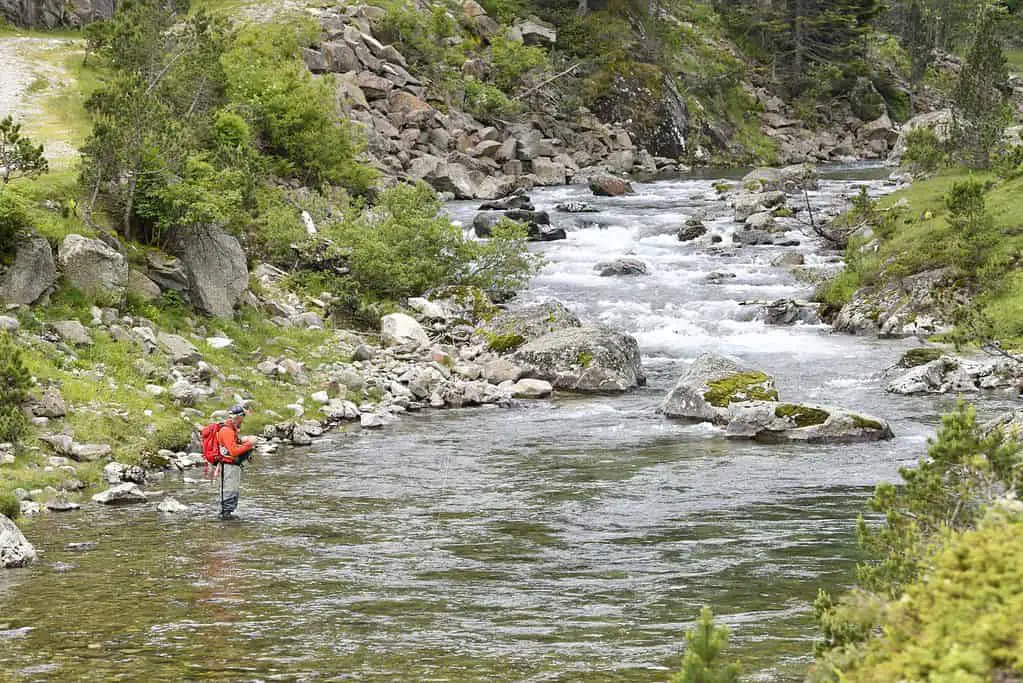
left=217, top=423, right=253, bottom=464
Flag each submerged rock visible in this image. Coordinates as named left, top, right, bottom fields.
left=594, top=258, right=648, bottom=277
left=157, top=497, right=188, bottom=513
left=92, top=483, right=148, bottom=505
left=512, top=324, right=646, bottom=392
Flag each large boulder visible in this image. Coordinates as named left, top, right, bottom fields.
left=380, top=312, right=429, bottom=348
left=92, top=482, right=148, bottom=505
left=832, top=268, right=956, bottom=338
left=589, top=175, right=634, bottom=197
left=174, top=228, right=248, bottom=318
left=724, top=402, right=893, bottom=443
left=743, top=164, right=819, bottom=193
left=508, top=18, right=557, bottom=48
left=157, top=332, right=202, bottom=365
left=733, top=191, right=786, bottom=222
left=57, top=234, right=128, bottom=303
left=0, top=0, right=114, bottom=27
left=659, top=353, right=778, bottom=424
left=0, top=514, right=36, bottom=569
left=0, top=237, right=55, bottom=305
left=480, top=300, right=581, bottom=351
left=511, top=325, right=646, bottom=392
left=887, top=109, right=954, bottom=166
left=886, top=355, right=1023, bottom=395
left=594, top=258, right=648, bottom=277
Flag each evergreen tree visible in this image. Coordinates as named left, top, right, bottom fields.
left=0, top=335, right=32, bottom=445
left=0, top=116, right=48, bottom=186
left=952, top=4, right=1011, bottom=168
left=673, top=607, right=742, bottom=683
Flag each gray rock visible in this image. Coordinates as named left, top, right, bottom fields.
left=169, top=379, right=210, bottom=405
left=291, top=428, right=313, bottom=446
left=594, top=258, right=648, bottom=277
left=772, top=252, right=805, bottom=267
left=57, top=234, right=127, bottom=304
left=756, top=299, right=820, bottom=326
left=512, top=324, right=646, bottom=393
left=360, top=412, right=392, bottom=429
left=742, top=164, right=819, bottom=193
left=70, top=443, right=112, bottom=462
left=380, top=313, right=429, bottom=348
left=0, top=0, right=113, bottom=27
left=734, top=191, right=786, bottom=222
left=509, top=18, right=557, bottom=47
left=554, top=202, right=599, bottom=213
left=157, top=333, right=202, bottom=365
left=40, top=433, right=73, bottom=456
left=589, top=175, right=634, bottom=197
left=174, top=228, right=249, bottom=318
left=0, top=514, right=36, bottom=569
left=353, top=344, right=375, bottom=362
left=659, top=353, right=778, bottom=424
left=33, top=386, right=67, bottom=419
left=145, top=253, right=189, bottom=294
left=887, top=109, right=954, bottom=166
left=103, top=461, right=127, bottom=485
left=0, top=237, right=55, bottom=305
left=92, top=483, right=148, bottom=505
left=483, top=358, right=522, bottom=384
left=724, top=401, right=893, bottom=443
left=128, top=269, right=162, bottom=302
left=157, top=497, right=188, bottom=513
left=745, top=211, right=776, bottom=231
left=0, top=315, right=18, bottom=333
left=833, top=268, right=955, bottom=338
left=678, top=219, right=707, bottom=242
left=481, top=301, right=581, bottom=349
left=511, top=378, right=552, bottom=398
left=52, top=320, right=92, bottom=346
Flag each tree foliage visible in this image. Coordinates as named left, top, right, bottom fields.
left=673, top=607, right=742, bottom=683
left=0, top=116, right=48, bottom=186
left=0, top=334, right=32, bottom=445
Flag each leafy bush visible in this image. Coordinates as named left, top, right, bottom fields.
left=902, top=127, right=948, bottom=174
left=0, top=334, right=32, bottom=445
left=222, top=20, right=376, bottom=192
left=0, top=491, right=19, bottom=520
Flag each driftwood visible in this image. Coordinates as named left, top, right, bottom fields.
left=512, top=63, right=582, bottom=102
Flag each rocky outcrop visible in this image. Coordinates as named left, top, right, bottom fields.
left=886, top=354, right=1023, bottom=395
left=57, top=234, right=128, bottom=304
left=0, top=514, right=36, bottom=569
left=659, top=353, right=778, bottom=424
left=0, top=237, right=55, bottom=305
left=174, top=228, right=248, bottom=318
left=0, top=0, right=115, bottom=27
left=511, top=324, right=646, bottom=392
left=659, top=353, right=893, bottom=443
left=831, top=268, right=957, bottom=338
left=887, top=109, right=954, bottom=166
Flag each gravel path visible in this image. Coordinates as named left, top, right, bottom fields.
left=0, top=36, right=81, bottom=162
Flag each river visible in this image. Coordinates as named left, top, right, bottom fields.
left=1, top=166, right=1015, bottom=682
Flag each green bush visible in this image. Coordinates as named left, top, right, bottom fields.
left=488, top=36, right=549, bottom=92
left=902, top=127, right=948, bottom=174
left=0, top=191, right=30, bottom=260
left=0, top=491, right=19, bottom=520
left=464, top=79, right=519, bottom=121
left=222, top=20, right=377, bottom=192
left=147, top=419, right=195, bottom=453
left=0, top=334, right=31, bottom=445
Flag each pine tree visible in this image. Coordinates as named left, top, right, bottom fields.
left=673, top=607, right=742, bottom=683
left=952, top=4, right=1011, bottom=168
left=0, top=335, right=32, bottom=445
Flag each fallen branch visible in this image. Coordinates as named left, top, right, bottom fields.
left=512, top=63, right=582, bottom=102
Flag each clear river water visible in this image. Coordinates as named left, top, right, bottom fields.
left=1, top=166, right=1016, bottom=682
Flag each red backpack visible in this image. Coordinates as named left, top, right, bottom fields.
left=200, top=422, right=224, bottom=478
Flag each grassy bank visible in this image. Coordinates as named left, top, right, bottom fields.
left=818, top=169, right=1023, bottom=346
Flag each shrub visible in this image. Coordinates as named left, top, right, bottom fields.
left=0, top=334, right=32, bottom=444
left=0, top=191, right=30, bottom=260
left=488, top=36, right=549, bottom=92
left=487, top=332, right=524, bottom=352
left=945, top=179, right=998, bottom=276
left=0, top=491, right=19, bottom=520
left=902, top=127, right=947, bottom=174
left=464, top=79, right=518, bottom=121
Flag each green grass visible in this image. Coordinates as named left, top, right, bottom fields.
left=1005, top=47, right=1023, bottom=75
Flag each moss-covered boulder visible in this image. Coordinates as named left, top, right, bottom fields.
left=724, top=401, right=893, bottom=443
left=478, top=300, right=581, bottom=353
left=659, top=353, right=778, bottom=424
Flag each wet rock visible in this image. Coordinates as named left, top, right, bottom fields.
left=479, top=194, right=534, bottom=211
left=589, top=175, right=634, bottom=197
left=360, top=412, right=393, bottom=429
left=291, top=428, right=313, bottom=446
left=0, top=514, right=36, bottom=569
left=510, top=378, right=552, bottom=398
left=678, top=218, right=707, bottom=242
left=92, top=482, right=148, bottom=505
left=742, top=164, right=819, bottom=193
left=512, top=325, right=646, bottom=393
left=725, top=401, right=893, bottom=443
left=529, top=227, right=567, bottom=242
left=0, top=237, right=55, bottom=306
left=886, top=355, right=1023, bottom=395
left=555, top=202, right=599, bottom=213
left=52, top=320, right=92, bottom=346
left=734, top=191, right=786, bottom=222
left=481, top=300, right=581, bottom=349
left=594, top=258, right=648, bottom=277
left=157, top=497, right=188, bottom=513
left=46, top=499, right=80, bottom=512
left=659, top=352, right=778, bottom=424
left=772, top=252, right=805, bottom=267
left=756, top=299, right=820, bottom=326
left=381, top=313, right=429, bottom=348
left=57, top=234, right=128, bottom=304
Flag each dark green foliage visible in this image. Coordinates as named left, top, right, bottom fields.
left=486, top=332, right=525, bottom=352
left=951, top=6, right=1011, bottom=169
left=146, top=419, right=194, bottom=453
left=774, top=404, right=830, bottom=427
left=0, top=334, right=32, bottom=445
left=0, top=192, right=30, bottom=259
left=856, top=401, right=1021, bottom=597
left=944, top=178, right=999, bottom=275
left=672, top=607, right=742, bottom=683
left=901, top=127, right=948, bottom=174
left=0, top=491, right=19, bottom=520
left=0, top=115, right=48, bottom=185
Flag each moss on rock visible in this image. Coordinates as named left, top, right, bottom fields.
left=851, top=414, right=884, bottom=430
left=899, top=347, right=943, bottom=368
left=774, top=404, right=831, bottom=428
left=487, top=331, right=525, bottom=353
left=703, top=371, right=779, bottom=408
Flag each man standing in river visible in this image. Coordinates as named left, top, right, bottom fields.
left=217, top=405, right=256, bottom=520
